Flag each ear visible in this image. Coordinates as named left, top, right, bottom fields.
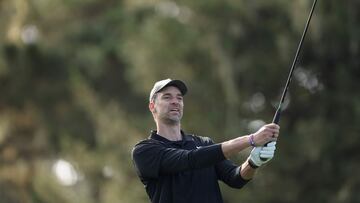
left=149, top=102, right=155, bottom=113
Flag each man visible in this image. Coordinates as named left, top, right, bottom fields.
left=132, top=79, right=279, bottom=203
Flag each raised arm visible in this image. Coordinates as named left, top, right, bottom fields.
left=221, top=123, right=279, bottom=158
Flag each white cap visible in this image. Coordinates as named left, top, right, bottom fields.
left=149, top=79, right=188, bottom=102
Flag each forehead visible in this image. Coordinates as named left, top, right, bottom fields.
left=158, top=86, right=182, bottom=95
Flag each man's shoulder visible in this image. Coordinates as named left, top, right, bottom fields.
left=132, top=137, right=165, bottom=159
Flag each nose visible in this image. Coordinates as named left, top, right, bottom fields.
left=170, top=97, right=181, bottom=105
left=171, top=98, right=179, bottom=104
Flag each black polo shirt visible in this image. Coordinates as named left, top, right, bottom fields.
left=132, top=131, right=249, bottom=203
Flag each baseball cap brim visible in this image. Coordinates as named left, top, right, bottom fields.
left=162, top=80, right=187, bottom=96
left=149, top=79, right=188, bottom=102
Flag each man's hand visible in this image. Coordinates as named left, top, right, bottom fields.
left=252, top=123, right=279, bottom=146
left=249, top=142, right=276, bottom=167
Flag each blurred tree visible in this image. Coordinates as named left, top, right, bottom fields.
left=0, top=0, right=359, bottom=202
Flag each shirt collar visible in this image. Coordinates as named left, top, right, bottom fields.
left=150, top=130, right=192, bottom=143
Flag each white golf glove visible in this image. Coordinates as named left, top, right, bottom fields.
left=249, top=141, right=276, bottom=168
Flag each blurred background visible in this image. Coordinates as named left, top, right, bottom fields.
left=0, top=0, right=359, bottom=202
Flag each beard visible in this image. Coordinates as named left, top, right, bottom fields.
left=155, top=109, right=183, bottom=125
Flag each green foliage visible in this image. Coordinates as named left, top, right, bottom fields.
left=0, top=0, right=359, bottom=202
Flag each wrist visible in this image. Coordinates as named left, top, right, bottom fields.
left=248, top=134, right=256, bottom=147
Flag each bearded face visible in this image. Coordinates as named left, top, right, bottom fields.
left=150, top=86, right=184, bottom=125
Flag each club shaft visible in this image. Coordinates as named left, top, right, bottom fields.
left=260, top=0, right=318, bottom=161
left=272, top=0, right=318, bottom=124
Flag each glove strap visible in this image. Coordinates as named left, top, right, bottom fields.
left=248, top=159, right=259, bottom=169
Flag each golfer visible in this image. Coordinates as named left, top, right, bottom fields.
left=132, top=79, right=280, bottom=203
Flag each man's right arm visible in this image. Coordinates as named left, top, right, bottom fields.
left=221, top=123, right=279, bottom=158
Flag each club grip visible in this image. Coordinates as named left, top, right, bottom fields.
left=259, top=108, right=281, bottom=161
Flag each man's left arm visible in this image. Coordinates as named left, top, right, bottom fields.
left=240, top=141, right=277, bottom=180
left=216, top=141, right=277, bottom=187
left=215, top=160, right=250, bottom=188
left=239, top=160, right=257, bottom=180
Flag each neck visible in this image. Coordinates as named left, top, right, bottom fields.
left=156, top=122, right=182, bottom=141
